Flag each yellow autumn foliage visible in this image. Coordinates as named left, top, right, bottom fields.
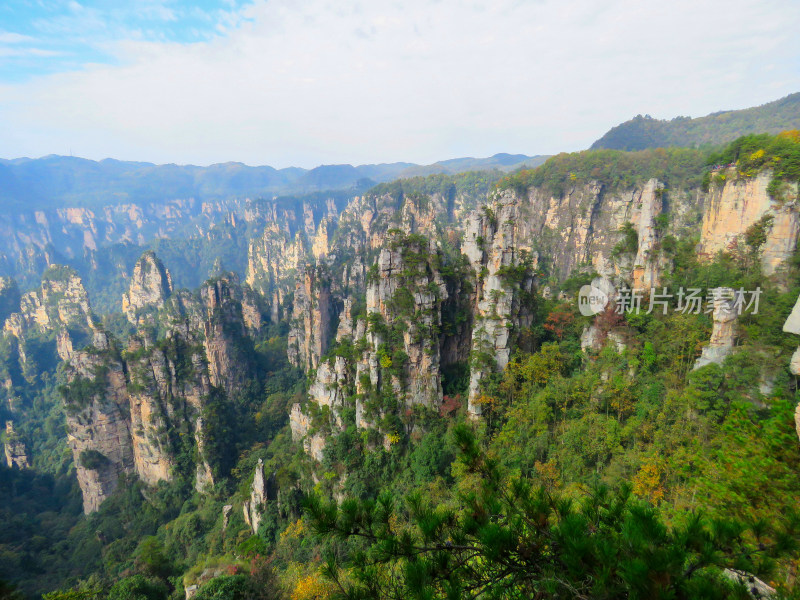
left=280, top=518, right=306, bottom=542
left=291, top=572, right=335, bottom=600
left=777, top=129, right=800, bottom=143
left=632, top=460, right=665, bottom=503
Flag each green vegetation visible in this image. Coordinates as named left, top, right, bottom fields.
left=706, top=131, right=800, bottom=199
left=498, top=147, right=708, bottom=197
left=591, top=92, right=800, bottom=151
left=367, top=171, right=503, bottom=210
left=300, top=239, right=800, bottom=598
left=612, top=221, right=639, bottom=257
left=78, top=450, right=110, bottom=471
left=308, top=424, right=798, bottom=599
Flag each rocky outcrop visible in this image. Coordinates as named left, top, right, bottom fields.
left=199, top=275, right=255, bottom=395
left=631, top=179, right=665, bottom=289
left=62, top=316, right=225, bottom=507
left=122, top=251, right=173, bottom=325
left=782, top=293, right=800, bottom=439
left=722, top=569, right=776, bottom=599
left=580, top=324, right=626, bottom=354
left=287, top=267, right=335, bottom=372
left=289, top=403, right=326, bottom=461
left=245, top=196, right=341, bottom=322
left=62, top=345, right=136, bottom=514
left=694, top=288, right=739, bottom=370
left=243, top=459, right=274, bottom=534
left=462, top=193, right=535, bottom=415
left=1, top=266, right=99, bottom=388
left=3, top=421, right=29, bottom=469
left=487, top=180, right=671, bottom=282
left=291, top=229, right=461, bottom=458
left=125, top=334, right=213, bottom=488
left=700, top=170, right=799, bottom=276
left=363, top=240, right=448, bottom=408
left=246, top=226, right=306, bottom=322
left=4, top=266, right=94, bottom=339
left=47, top=263, right=262, bottom=510
left=222, top=504, right=233, bottom=531
left=783, top=293, right=800, bottom=340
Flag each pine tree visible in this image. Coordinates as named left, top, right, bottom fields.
left=306, top=424, right=800, bottom=599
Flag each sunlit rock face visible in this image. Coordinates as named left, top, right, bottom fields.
left=693, top=288, right=738, bottom=370
left=122, top=251, right=173, bottom=325
left=700, top=170, right=799, bottom=276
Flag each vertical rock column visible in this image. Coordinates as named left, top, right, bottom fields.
left=3, top=421, right=29, bottom=469
left=63, top=349, right=136, bottom=514
left=693, top=288, right=738, bottom=370
left=782, top=294, right=800, bottom=440
left=462, top=194, right=533, bottom=416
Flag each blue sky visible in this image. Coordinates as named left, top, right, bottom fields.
left=0, top=0, right=799, bottom=167
left=0, top=1, right=250, bottom=81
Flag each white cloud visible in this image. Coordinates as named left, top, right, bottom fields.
left=0, top=32, right=35, bottom=44
left=1, top=0, right=799, bottom=167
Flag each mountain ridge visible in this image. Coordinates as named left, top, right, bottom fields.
left=591, top=92, right=800, bottom=150
left=0, top=152, right=547, bottom=211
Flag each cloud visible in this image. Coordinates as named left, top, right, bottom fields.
left=0, top=47, right=63, bottom=58
left=1, top=0, right=799, bottom=167
left=0, top=32, right=35, bottom=44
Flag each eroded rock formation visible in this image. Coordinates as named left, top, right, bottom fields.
left=694, top=288, right=739, bottom=370
left=122, top=251, right=173, bottom=325
left=287, top=266, right=334, bottom=372
left=700, top=170, right=799, bottom=276
left=3, top=421, right=29, bottom=469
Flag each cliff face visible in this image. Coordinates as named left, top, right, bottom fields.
left=125, top=333, right=213, bottom=488
left=122, top=252, right=173, bottom=325
left=274, top=164, right=800, bottom=467
left=246, top=199, right=340, bottom=322
left=485, top=170, right=798, bottom=289
left=362, top=239, right=449, bottom=409
left=124, top=271, right=260, bottom=492
left=461, top=192, right=535, bottom=415
left=287, top=267, right=334, bottom=372
left=4, top=266, right=95, bottom=341
left=3, top=421, right=29, bottom=469
left=61, top=333, right=135, bottom=514
left=290, top=231, right=463, bottom=457
left=0, top=252, right=267, bottom=512
left=200, top=275, right=257, bottom=395
left=246, top=227, right=306, bottom=322
left=504, top=178, right=681, bottom=284
left=1, top=267, right=99, bottom=396
left=700, top=170, right=799, bottom=275
left=0, top=198, right=244, bottom=270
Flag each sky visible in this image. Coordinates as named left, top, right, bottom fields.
left=0, top=0, right=799, bottom=168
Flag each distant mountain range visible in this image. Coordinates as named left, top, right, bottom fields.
left=0, top=152, right=548, bottom=211
left=6, top=90, right=797, bottom=213
left=591, top=92, right=800, bottom=151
